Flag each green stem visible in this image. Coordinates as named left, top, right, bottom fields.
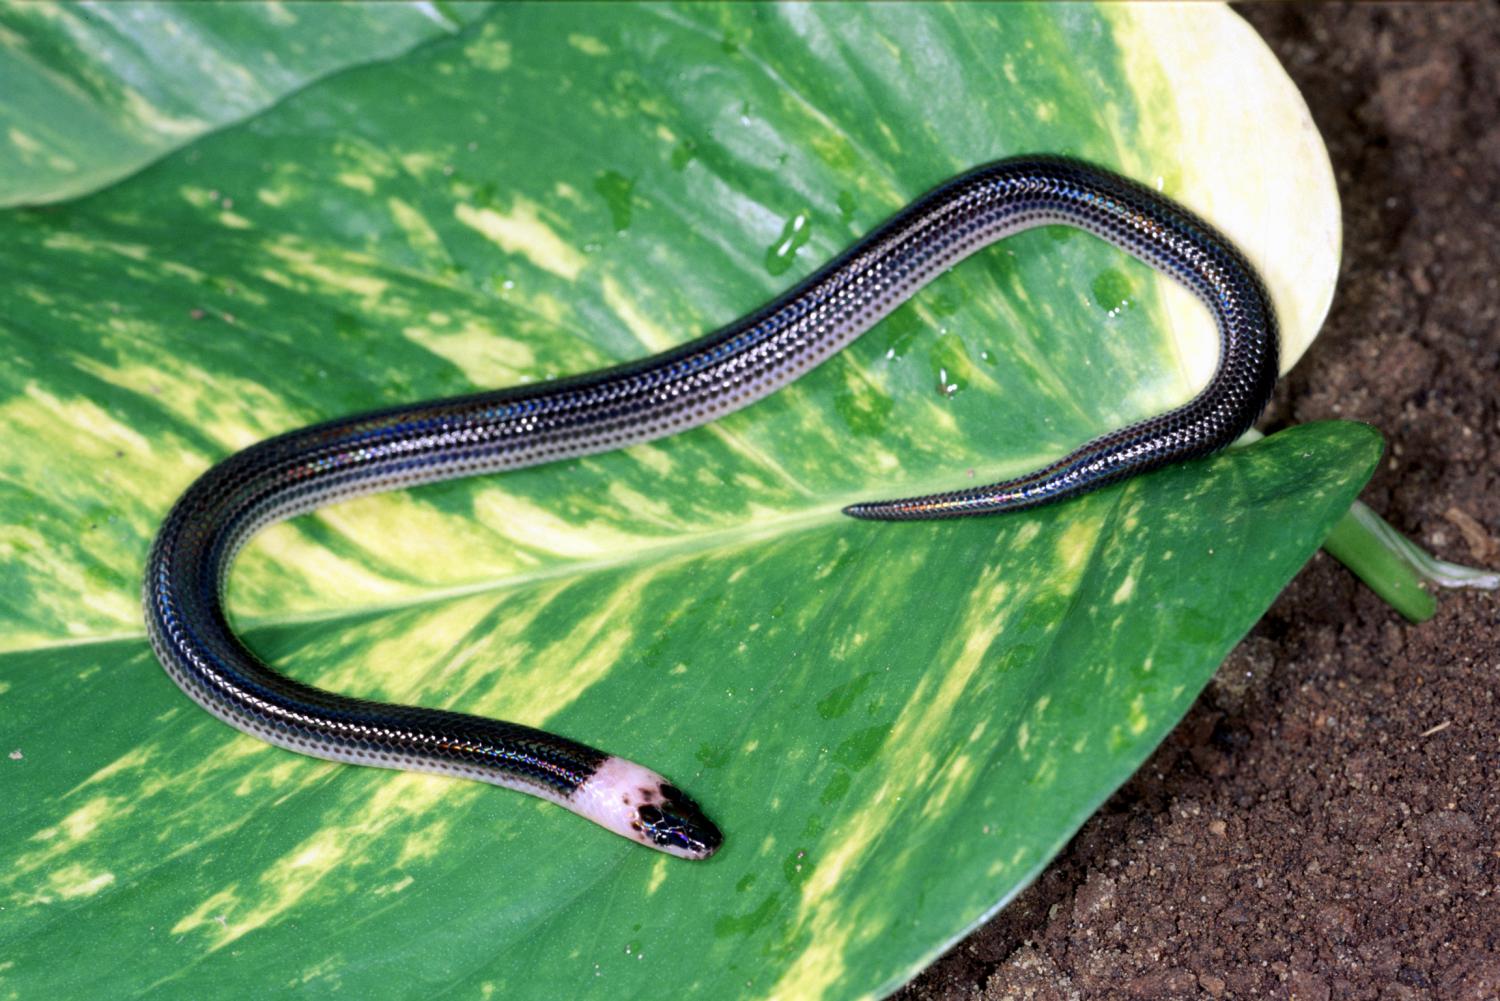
left=1344, top=499, right=1498, bottom=585
left=1238, top=428, right=1498, bottom=622
left=1322, top=504, right=1437, bottom=622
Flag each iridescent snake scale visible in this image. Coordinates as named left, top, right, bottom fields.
left=145, top=157, right=1278, bottom=858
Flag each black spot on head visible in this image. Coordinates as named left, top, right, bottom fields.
left=638, top=804, right=664, bottom=824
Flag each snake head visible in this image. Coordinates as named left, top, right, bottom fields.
left=571, top=756, right=723, bottom=859
left=634, top=784, right=723, bottom=860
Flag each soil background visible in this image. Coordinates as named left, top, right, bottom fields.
left=895, top=5, right=1500, bottom=1000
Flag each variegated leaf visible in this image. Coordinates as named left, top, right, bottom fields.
left=0, top=1, right=492, bottom=207
left=1, top=5, right=1353, bottom=1000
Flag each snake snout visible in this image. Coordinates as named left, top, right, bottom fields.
left=638, top=784, right=723, bottom=859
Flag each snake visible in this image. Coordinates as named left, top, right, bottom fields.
left=144, top=156, right=1278, bottom=860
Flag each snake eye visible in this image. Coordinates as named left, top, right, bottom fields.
left=638, top=804, right=664, bottom=825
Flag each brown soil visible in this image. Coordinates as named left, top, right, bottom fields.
left=895, top=5, right=1500, bottom=1000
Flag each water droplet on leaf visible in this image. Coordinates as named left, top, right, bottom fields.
left=764, top=212, right=811, bottom=276
left=593, top=170, right=634, bottom=233
left=1090, top=267, right=1135, bottom=316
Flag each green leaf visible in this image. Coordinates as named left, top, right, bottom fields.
left=0, top=4, right=1349, bottom=999
left=2, top=423, right=1378, bottom=999
left=0, top=1, right=492, bottom=207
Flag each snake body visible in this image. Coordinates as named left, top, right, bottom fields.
left=144, top=157, right=1278, bottom=859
